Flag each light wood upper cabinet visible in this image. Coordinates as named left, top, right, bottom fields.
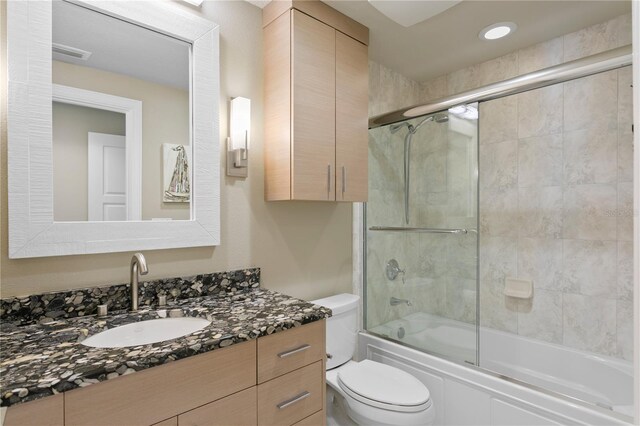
left=291, top=11, right=336, bottom=201
left=264, top=2, right=369, bottom=202
left=336, top=31, right=369, bottom=202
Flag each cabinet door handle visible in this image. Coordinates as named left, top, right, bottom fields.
left=277, top=344, right=310, bottom=358
left=341, top=166, right=346, bottom=195
left=277, top=391, right=311, bottom=410
left=327, top=164, right=332, bottom=200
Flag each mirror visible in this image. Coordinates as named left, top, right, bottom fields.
left=7, top=0, right=220, bottom=258
left=52, top=1, right=191, bottom=222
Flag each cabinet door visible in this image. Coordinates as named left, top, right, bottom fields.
left=291, top=11, right=336, bottom=201
left=178, top=387, right=257, bottom=426
left=336, top=31, right=368, bottom=202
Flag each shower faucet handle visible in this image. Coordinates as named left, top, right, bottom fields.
left=386, top=259, right=405, bottom=284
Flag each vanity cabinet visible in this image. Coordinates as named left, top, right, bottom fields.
left=263, top=1, right=369, bottom=202
left=3, top=320, right=326, bottom=426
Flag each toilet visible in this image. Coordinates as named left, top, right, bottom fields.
left=311, top=294, right=435, bottom=426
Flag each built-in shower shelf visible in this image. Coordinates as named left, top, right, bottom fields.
left=368, top=226, right=475, bottom=234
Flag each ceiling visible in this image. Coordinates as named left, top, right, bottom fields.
left=53, top=1, right=190, bottom=90
left=302, top=0, right=631, bottom=82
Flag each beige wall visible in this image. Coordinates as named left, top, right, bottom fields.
left=0, top=1, right=353, bottom=301
left=52, top=102, right=126, bottom=221
left=53, top=60, right=190, bottom=221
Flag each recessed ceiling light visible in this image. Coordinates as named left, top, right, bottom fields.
left=479, top=22, right=517, bottom=41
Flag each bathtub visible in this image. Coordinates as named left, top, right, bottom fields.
left=367, top=312, right=633, bottom=425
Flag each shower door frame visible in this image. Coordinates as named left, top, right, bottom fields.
left=354, top=43, right=638, bottom=422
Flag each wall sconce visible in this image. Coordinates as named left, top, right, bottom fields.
left=227, top=97, right=250, bottom=178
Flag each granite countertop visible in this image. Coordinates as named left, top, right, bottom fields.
left=0, top=288, right=331, bottom=407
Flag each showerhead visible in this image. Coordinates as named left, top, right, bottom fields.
left=390, top=122, right=413, bottom=134
left=389, top=113, right=448, bottom=134
left=434, top=113, right=449, bottom=123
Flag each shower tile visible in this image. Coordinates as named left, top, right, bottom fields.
left=563, top=14, right=630, bottom=62
left=367, top=189, right=403, bottom=227
left=516, top=289, right=563, bottom=344
left=617, top=241, right=633, bottom=302
left=563, top=293, right=616, bottom=356
left=480, top=236, right=517, bottom=279
left=517, top=37, right=564, bottom=74
left=616, top=300, right=634, bottom=361
left=618, top=66, right=633, bottom=137
left=562, top=184, right=617, bottom=241
left=562, top=239, right=617, bottom=297
left=479, top=97, right=518, bottom=145
left=480, top=189, right=519, bottom=237
left=418, top=233, right=451, bottom=280
left=618, top=133, right=633, bottom=183
left=563, top=127, right=617, bottom=185
left=420, top=75, right=447, bottom=102
left=478, top=52, right=519, bottom=88
left=517, top=85, right=563, bottom=139
left=616, top=68, right=632, bottom=189
left=518, top=186, right=563, bottom=239
left=564, top=71, right=618, bottom=133
left=479, top=236, right=517, bottom=331
left=447, top=52, right=517, bottom=95
left=615, top=13, right=633, bottom=47
left=448, top=63, right=482, bottom=95
left=444, top=278, right=477, bottom=324
left=479, top=140, right=517, bottom=193
left=517, top=238, right=564, bottom=291
left=617, top=182, right=633, bottom=242
left=447, top=233, right=478, bottom=281
left=518, top=134, right=563, bottom=188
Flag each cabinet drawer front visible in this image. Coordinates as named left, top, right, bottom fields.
left=178, top=387, right=257, bottom=426
left=258, top=320, right=325, bottom=383
left=65, top=341, right=257, bottom=426
left=294, top=410, right=325, bottom=426
left=258, top=361, right=324, bottom=426
left=3, top=394, right=64, bottom=426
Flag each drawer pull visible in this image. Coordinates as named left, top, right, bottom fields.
left=277, top=391, right=311, bottom=410
left=278, top=344, right=311, bottom=358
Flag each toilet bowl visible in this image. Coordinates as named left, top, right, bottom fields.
left=312, top=294, right=435, bottom=426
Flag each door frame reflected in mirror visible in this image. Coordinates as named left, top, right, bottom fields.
left=53, top=84, right=143, bottom=221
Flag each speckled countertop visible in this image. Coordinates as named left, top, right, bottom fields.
left=0, top=288, right=331, bottom=407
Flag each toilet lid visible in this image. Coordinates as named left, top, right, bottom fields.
left=337, top=360, right=431, bottom=411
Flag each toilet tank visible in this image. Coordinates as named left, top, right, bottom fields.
left=311, top=293, right=360, bottom=370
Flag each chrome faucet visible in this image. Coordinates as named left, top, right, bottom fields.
left=390, top=297, right=412, bottom=307
left=130, top=253, right=149, bottom=311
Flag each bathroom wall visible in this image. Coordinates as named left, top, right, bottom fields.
left=53, top=60, right=191, bottom=221
left=366, top=13, right=633, bottom=361
left=0, top=1, right=353, bottom=301
left=52, top=102, right=125, bottom=221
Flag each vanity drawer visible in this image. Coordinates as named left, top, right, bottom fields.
left=3, top=394, right=64, bottom=426
left=65, top=341, right=256, bottom=426
left=257, top=361, right=324, bottom=426
left=178, top=387, right=257, bottom=426
left=258, top=320, right=325, bottom=383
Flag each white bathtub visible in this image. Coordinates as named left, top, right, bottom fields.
left=368, top=312, right=633, bottom=423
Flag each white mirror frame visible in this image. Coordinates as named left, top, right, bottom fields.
left=7, top=0, right=220, bottom=258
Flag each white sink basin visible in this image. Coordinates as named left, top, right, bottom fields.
left=81, top=317, right=211, bottom=348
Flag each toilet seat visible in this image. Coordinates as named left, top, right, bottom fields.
left=337, top=360, right=432, bottom=413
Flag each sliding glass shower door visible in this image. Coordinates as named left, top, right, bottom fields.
left=365, top=104, right=479, bottom=364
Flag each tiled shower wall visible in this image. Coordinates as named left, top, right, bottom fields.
left=366, top=13, right=633, bottom=361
